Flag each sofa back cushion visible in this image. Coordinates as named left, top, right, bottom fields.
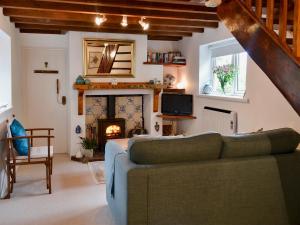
left=129, top=133, right=222, bottom=164
left=222, top=128, right=300, bottom=158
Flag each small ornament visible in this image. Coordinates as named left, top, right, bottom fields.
left=75, top=75, right=85, bottom=85
left=164, top=74, right=176, bottom=88
left=202, top=84, right=213, bottom=94
left=154, top=122, right=160, bottom=132
left=75, top=125, right=82, bottom=134
left=84, top=78, right=91, bottom=85
left=111, top=78, right=118, bottom=85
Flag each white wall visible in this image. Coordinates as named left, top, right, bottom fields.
left=0, top=8, right=23, bottom=123
left=178, top=23, right=300, bottom=134
left=18, top=32, right=177, bottom=156
left=68, top=32, right=165, bottom=155
left=0, top=7, right=23, bottom=199
left=147, top=40, right=182, bottom=87
left=147, top=40, right=179, bottom=53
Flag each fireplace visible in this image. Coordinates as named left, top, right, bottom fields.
left=97, top=96, right=125, bottom=151
left=98, top=118, right=125, bottom=151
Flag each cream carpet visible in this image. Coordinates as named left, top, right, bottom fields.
left=88, top=161, right=105, bottom=185
left=0, top=154, right=115, bottom=225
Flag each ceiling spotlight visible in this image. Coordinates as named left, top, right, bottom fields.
left=121, top=15, right=128, bottom=27
left=95, top=14, right=107, bottom=26
left=139, top=17, right=150, bottom=31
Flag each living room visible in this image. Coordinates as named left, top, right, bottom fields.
left=1, top=1, right=300, bottom=225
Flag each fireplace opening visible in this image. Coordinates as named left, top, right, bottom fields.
left=106, top=125, right=121, bottom=138
left=98, top=117, right=125, bottom=152
left=98, top=95, right=128, bottom=152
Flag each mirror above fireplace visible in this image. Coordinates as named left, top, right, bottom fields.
left=83, top=39, right=135, bottom=77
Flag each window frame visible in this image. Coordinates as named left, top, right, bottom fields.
left=210, top=52, right=247, bottom=97
left=0, top=29, right=12, bottom=114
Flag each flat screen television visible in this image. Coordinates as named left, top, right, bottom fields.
left=161, top=93, right=193, bottom=116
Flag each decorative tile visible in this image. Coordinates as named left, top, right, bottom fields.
left=115, top=96, right=143, bottom=136
left=85, top=95, right=144, bottom=138
left=85, top=96, right=107, bottom=137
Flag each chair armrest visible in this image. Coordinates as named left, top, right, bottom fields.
left=5, top=135, right=54, bottom=141
left=25, top=128, right=54, bottom=131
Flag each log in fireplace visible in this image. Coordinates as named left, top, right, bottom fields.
left=98, top=96, right=125, bottom=152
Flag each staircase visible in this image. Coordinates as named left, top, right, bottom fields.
left=217, top=0, right=300, bottom=116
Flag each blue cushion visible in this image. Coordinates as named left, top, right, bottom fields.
left=10, top=119, right=28, bottom=156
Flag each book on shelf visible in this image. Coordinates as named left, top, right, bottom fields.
left=146, top=51, right=185, bottom=64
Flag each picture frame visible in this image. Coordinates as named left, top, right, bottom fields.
left=83, top=38, right=135, bottom=77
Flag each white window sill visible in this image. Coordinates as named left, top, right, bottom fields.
left=198, top=94, right=249, bottom=103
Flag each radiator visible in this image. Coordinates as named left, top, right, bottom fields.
left=203, top=106, right=237, bottom=135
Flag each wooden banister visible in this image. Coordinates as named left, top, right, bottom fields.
left=245, top=0, right=252, bottom=8
left=240, top=0, right=300, bottom=60
left=294, top=0, right=300, bottom=57
left=266, top=0, right=274, bottom=30
left=217, top=0, right=300, bottom=116
left=279, top=0, right=288, bottom=44
left=255, top=0, right=262, bottom=18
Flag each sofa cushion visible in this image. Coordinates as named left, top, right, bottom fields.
left=129, top=133, right=222, bottom=164
left=222, top=133, right=271, bottom=158
left=264, top=128, right=300, bottom=154
left=222, top=128, right=300, bottom=158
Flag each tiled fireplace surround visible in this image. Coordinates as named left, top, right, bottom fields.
left=70, top=89, right=162, bottom=156
left=86, top=95, right=144, bottom=138
left=85, top=95, right=144, bottom=151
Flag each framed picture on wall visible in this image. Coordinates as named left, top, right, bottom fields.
left=83, top=38, right=135, bottom=77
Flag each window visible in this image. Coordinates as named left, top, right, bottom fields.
left=0, top=29, right=12, bottom=112
left=200, top=39, right=247, bottom=99
left=211, top=52, right=247, bottom=96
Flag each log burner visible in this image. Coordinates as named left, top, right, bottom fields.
left=98, top=96, right=125, bottom=152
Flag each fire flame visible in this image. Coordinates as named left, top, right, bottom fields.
left=106, top=125, right=121, bottom=137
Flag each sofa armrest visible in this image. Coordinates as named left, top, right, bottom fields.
left=104, top=140, right=127, bottom=186
left=105, top=141, right=150, bottom=225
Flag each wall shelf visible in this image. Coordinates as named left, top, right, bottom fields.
left=163, top=88, right=185, bottom=94
left=157, top=114, right=197, bottom=120
left=143, top=62, right=186, bottom=67
left=73, top=82, right=164, bottom=115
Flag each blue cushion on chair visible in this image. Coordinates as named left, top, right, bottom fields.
left=10, top=119, right=29, bottom=156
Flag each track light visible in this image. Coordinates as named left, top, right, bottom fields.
left=139, top=17, right=149, bottom=30
left=121, top=15, right=128, bottom=27
left=95, top=14, right=107, bottom=26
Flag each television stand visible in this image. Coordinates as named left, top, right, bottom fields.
left=156, top=114, right=197, bottom=136
left=156, top=114, right=196, bottom=120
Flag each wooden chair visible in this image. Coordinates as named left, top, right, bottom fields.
left=4, top=117, right=54, bottom=199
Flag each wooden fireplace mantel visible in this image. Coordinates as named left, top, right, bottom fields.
left=73, top=82, right=164, bottom=115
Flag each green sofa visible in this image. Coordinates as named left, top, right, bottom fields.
left=105, top=128, right=300, bottom=225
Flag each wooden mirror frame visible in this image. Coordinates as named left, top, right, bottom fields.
left=83, top=38, right=135, bottom=78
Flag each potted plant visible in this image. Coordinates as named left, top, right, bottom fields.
left=213, top=64, right=236, bottom=94
left=80, top=137, right=97, bottom=159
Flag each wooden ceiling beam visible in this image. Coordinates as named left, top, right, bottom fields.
left=35, top=0, right=216, bottom=13
left=0, top=0, right=219, bottom=21
left=147, top=35, right=183, bottom=41
left=10, top=17, right=204, bottom=33
left=4, top=9, right=219, bottom=28
left=15, top=23, right=194, bottom=36
left=19, top=29, right=65, bottom=34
